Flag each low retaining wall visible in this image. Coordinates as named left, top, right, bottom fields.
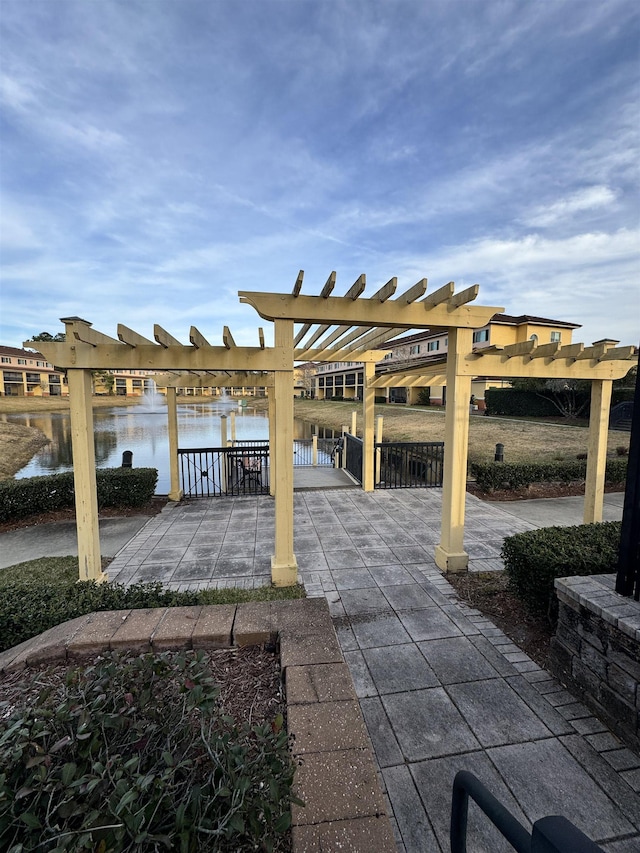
left=0, top=598, right=396, bottom=852
left=551, top=574, right=640, bottom=752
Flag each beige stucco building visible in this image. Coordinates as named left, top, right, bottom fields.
left=315, top=313, right=581, bottom=407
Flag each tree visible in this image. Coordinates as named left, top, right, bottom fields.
left=30, top=332, right=66, bottom=342
left=93, top=370, right=115, bottom=395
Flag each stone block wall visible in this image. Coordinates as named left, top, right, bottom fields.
left=551, top=574, right=640, bottom=753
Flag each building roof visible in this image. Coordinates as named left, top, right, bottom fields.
left=0, top=345, right=47, bottom=359
left=489, top=313, right=581, bottom=329
left=379, top=312, right=581, bottom=349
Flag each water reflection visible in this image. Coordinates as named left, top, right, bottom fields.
left=3, top=403, right=341, bottom=494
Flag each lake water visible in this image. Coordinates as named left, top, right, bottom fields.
left=3, top=401, right=335, bottom=494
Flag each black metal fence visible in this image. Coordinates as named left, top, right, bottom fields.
left=375, top=441, right=444, bottom=488
left=179, top=446, right=270, bottom=498
left=293, top=438, right=336, bottom=467
left=344, top=434, right=363, bottom=484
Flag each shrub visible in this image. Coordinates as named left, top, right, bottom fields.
left=502, top=521, right=621, bottom=621
left=0, top=468, right=158, bottom=523
left=469, top=459, right=627, bottom=492
left=0, top=580, right=198, bottom=652
left=484, top=388, right=565, bottom=418
left=0, top=649, right=298, bottom=852
left=0, top=559, right=306, bottom=652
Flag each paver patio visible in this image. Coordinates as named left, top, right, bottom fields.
left=106, top=488, right=640, bottom=852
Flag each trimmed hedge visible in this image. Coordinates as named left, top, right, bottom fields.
left=0, top=581, right=197, bottom=652
left=470, top=458, right=627, bottom=492
left=502, top=521, right=621, bottom=621
left=0, top=560, right=306, bottom=652
left=484, top=386, right=634, bottom=419
left=0, top=468, right=158, bottom=523
left=485, top=388, right=562, bottom=418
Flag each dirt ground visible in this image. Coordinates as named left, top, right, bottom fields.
left=447, top=571, right=554, bottom=668
left=0, top=422, right=50, bottom=479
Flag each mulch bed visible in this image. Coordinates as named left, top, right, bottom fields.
left=1, top=645, right=284, bottom=728
left=467, top=481, right=624, bottom=502
left=446, top=571, right=554, bottom=669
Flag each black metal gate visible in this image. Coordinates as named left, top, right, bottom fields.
left=344, top=434, right=363, bottom=484
left=178, top=445, right=270, bottom=497
left=375, top=441, right=444, bottom=488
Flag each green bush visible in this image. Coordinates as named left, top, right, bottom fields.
left=502, top=521, right=621, bottom=621
left=0, top=580, right=197, bottom=652
left=469, top=459, right=627, bottom=492
left=0, top=649, right=298, bottom=852
left=0, top=468, right=158, bottom=523
left=0, top=558, right=306, bottom=652
left=484, top=388, right=566, bottom=418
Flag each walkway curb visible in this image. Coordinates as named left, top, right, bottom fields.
left=0, top=598, right=396, bottom=852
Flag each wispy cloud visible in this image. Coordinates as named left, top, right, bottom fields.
left=1, top=0, right=638, bottom=352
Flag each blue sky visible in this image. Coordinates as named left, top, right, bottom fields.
left=1, top=0, right=638, bottom=351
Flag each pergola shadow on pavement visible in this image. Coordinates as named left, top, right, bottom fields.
left=29, top=271, right=635, bottom=585
left=105, top=488, right=640, bottom=852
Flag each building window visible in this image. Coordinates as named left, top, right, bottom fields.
left=17, top=358, right=27, bottom=365
left=473, top=330, right=489, bottom=343
left=1, top=357, right=11, bottom=364
left=384, top=353, right=393, bottom=360
left=36, top=361, right=45, bottom=367
left=550, top=331, right=561, bottom=342
left=529, top=334, right=538, bottom=344
left=409, top=345, right=421, bottom=355
left=427, top=340, right=439, bottom=352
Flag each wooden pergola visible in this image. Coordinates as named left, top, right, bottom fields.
left=27, top=272, right=635, bottom=584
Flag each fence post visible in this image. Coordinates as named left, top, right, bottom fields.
left=375, top=415, right=383, bottom=485
left=351, top=410, right=357, bottom=436
left=312, top=434, right=318, bottom=466
left=220, top=416, right=228, bottom=493
left=230, top=410, right=237, bottom=443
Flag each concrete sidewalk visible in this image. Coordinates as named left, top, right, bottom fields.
left=1, top=490, right=636, bottom=850
left=0, top=516, right=152, bottom=569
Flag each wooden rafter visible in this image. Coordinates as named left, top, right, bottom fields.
left=189, top=326, right=210, bottom=349
left=239, top=281, right=499, bottom=328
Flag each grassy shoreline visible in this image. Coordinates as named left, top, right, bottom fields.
left=0, top=395, right=629, bottom=480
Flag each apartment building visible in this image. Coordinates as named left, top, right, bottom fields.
left=314, top=313, right=581, bottom=407
left=0, top=346, right=66, bottom=396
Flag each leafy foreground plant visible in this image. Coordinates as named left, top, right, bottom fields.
left=0, top=650, right=301, bottom=852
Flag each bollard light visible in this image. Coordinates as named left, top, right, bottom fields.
left=495, top=443, right=504, bottom=463
left=122, top=450, right=133, bottom=468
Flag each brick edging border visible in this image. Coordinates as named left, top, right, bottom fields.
left=0, top=598, right=396, bottom=852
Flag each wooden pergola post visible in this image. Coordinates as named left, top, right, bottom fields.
left=67, top=368, right=105, bottom=583
left=362, top=362, right=376, bottom=492
left=268, top=390, right=276, bottom=497
left=271, top=319, right=298, bottom=585
left=166, top=387, right=182, bottom=501
left=435, top=327, right=473, bottom=573
left=584, top=378, right=613, bottom=524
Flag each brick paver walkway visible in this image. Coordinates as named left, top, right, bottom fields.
left=107, top=489, right=640, bottom=852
